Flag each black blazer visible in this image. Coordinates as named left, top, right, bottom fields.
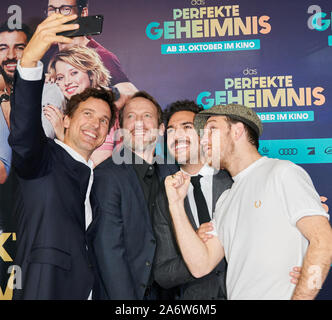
left=153, top=170, right=233, bottom=300
left=8, top=73, right=94, bottom=300
left=88, top=150, right=178, bottom=300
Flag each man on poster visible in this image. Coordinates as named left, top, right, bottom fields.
left=0, top=23, right=30, bottom=183
left=44, top=0, right=137, bottom=94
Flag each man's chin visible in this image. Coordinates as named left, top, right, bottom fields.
left=0, top=71, right=14, bottom=85
left=206, top=157, right=221, bottom=170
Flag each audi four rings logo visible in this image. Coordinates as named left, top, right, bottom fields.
left=279, top=148, right=298, bottom=155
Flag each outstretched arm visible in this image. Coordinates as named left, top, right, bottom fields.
left=153, top=186, right=197, bottom=289
left=292, top=215, right=332, bottom=300
left=165, top=171, right=224, bottom=278
left=8, top=14, right=78, bottom=178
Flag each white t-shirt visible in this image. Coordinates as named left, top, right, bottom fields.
left=210, top=156, right=329, bottom=300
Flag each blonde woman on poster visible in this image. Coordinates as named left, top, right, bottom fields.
left=43, top=45, right=120, bottom=167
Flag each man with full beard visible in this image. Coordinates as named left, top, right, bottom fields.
left=0, top=23, right=30, bottom=182
left=152, top=100, right=233, bottom=300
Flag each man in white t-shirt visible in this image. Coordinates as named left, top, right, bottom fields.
left=165, top=103, right=332, bottom=300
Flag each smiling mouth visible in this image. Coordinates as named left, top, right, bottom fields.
left=132, top=130, right=147, bottom=137
left=4, top=63, right=17, bottom=72
left=65, top=86, right=78, bottom=95
left=175, top=142, right=190, bottom=151
left=83, top=130, right=97, bottom=140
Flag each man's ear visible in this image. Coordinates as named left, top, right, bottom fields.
left=233, top=122, right=245, bottom=141
left=63, top=115, right=71, bottom=130
left=81, top=7, right=88, bottom=17
left=158, top=123, right=165, bottom=136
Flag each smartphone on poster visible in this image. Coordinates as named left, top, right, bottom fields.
left=57, top=15, right=104, bottom=37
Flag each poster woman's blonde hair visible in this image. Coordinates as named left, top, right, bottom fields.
left=48, top=45, right=111, bottom=91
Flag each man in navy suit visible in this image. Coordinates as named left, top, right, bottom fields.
left=9, top=14, right=116, bottom=299
left=89, top=91, right=178, bottom=300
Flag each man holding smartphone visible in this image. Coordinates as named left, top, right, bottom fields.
left=9, top=14, right=116, bottom=299
left=44, top=0, right=136, bottom=90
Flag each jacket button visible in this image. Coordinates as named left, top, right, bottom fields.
left=146, top=261, right=151, bottom=266
left=141, top=284, right=146, bottom=289
left=215, top=271, right=221, bottom=276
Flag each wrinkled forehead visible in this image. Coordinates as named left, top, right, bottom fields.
left=48, top=0, right=77, bottom=6
left=124, top=97, right=158, bottom=116
left=0, top=31, right=27, bottom=45
left=204, top=115, right=227, bottom=127
left=75, top=97, right=111, bottom=118
left=168, top=111, right=196, bottom=128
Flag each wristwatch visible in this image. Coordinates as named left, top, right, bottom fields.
left=0, top=93, right=9, bottom=104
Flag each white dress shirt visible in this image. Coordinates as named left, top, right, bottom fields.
left=181, top=164, right=216, bottom=228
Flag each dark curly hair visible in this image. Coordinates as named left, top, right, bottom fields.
left=163, top=100, right=203, bottom=127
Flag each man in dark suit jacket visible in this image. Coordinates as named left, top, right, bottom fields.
left=89, top=91, right=177, bottom=300
left=8, top=14, right=116, bottom=299
left=153, top=100, right=233, bottom=300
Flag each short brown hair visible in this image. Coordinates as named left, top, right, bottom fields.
left=119, top=91, right=163, bottom=127
left=225, top=116, right=259, bottom=150
left=65, top=87, right=116, bottom=132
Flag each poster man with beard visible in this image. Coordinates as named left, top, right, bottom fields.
left=0, top=23, right=30, bottom=183
left=0, top=22, right=30, bottom=298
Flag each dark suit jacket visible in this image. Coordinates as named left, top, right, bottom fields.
left=8, top=73, right=94, bottom=300
left=88, top=150, right=177, bottom=300
left=153, top=170, right=233, bottom=300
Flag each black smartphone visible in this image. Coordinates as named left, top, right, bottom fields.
left=57, top=15, right=103, bottom=37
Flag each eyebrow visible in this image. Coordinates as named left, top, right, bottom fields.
left=206, top=119, right=217, bottom=124
left=0, top=43, right=26, bottom=47
left=167, top=121, right=193, bottom=129
left=83, top=108, right=110, bottom=120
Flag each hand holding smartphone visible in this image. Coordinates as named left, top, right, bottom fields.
left=57, top=15, right=104, bottom=37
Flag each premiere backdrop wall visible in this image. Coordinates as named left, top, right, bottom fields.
left=0, top=0, right=331, bottom=299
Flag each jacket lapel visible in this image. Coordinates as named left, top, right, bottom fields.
left=53, top=141, right=90, bottom=230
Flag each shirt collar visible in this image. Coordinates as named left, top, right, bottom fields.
left=131, top=151, right=156, bottom=180
left=181, top=163, right=216, bottom=177
left=54, top=139, right=94, bottom=170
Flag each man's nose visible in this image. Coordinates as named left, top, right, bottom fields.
left=200, top=130, right=209, bottom=146
left=134, top=120, right=144, bottom=129
left=7, top=48, right=16, bottom=60
left=174, top=128, right=186, bottom=140
left=90, top=116, right=100, bottom=129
